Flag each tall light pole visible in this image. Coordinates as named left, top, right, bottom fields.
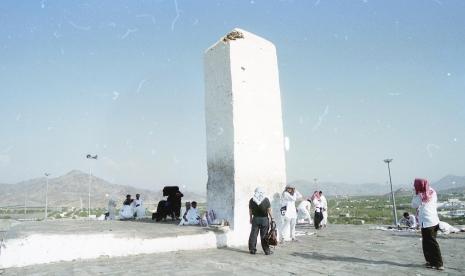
left=86, top=154, right=98, bottom=219
left=383, top=158, right=398, bottom=225
left=24, top=190, right=27, bottom=216
left=44, top=173, right=51, bottom=220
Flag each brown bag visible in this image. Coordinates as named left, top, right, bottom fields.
left=266, top=219, right=278, bottom=246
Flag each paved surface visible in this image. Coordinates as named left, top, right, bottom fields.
left=2, top=223, right=465, bottom=275
left=3, top=219, right=208, bottom=239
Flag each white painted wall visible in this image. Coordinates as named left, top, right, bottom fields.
left=205, top=28, right=287, bottom=242
left=0, top=232, right=231, bottom=268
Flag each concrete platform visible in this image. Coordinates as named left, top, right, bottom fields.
left=0, top=219, right=230, bottom=268
left=2, top=223, right=465, bottom=275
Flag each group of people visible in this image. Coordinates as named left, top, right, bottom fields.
left=118, top=193, right=145, bottom=220
left=248, top=178, right=449, bottom=272
left=248, top=184, right=329, bottom=255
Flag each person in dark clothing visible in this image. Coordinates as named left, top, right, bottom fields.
left=123, top=194, right=133, bottom=205
left=165, top=187, right=184, bottom=220
left=172, top=191, right=184, bottom=219
left=248, top=187, right=273, bottom=255
left=311, top=191, right=324, bottom=229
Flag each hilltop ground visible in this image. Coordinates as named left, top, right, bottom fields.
left=3, top=222, right=465, bottom=276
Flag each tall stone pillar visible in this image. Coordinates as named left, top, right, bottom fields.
left=204, top=28, right=287, bottom=239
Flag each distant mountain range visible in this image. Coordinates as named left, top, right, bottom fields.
left=0, top=170, right=205, bottom=208
left=431, top=175, right=465, bottom=191
left=289, top=180, right=398, bottom=197
left=1, top=172, right=463, bottom=209
left=289, top=175, right=465, bottom=197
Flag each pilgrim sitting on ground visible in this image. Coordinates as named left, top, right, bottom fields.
left=179, top=201, right=191, bottom=225
left=119, top=194, right=134, bottom=220
left=399, top=212, right=417, bottom=229
left=179, top=201, right=201, bottom=226
left=133, top=193, right=145, bottom=219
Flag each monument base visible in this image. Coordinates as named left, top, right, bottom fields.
left=0, top=219, right=253, bottom=268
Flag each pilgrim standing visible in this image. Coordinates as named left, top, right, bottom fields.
left=412, top=178, right=444, bottom=270
left=280, top=184, right=302, bottom=242
left=312, top=191, right=324, bottom=229
left=319, top=191, right=328, bottom=228
left=248, top=187, right=272, bottom=255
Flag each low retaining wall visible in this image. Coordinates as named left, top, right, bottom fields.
left=0, top=231, right=233, bottom=268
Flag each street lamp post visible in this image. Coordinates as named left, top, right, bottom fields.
left=24, top=191, right=27, bottom=216
left=86, top=154, right=98, bottom=219
left=383, top=158, right=398, bottom=225
left=44, top=173, right=51, bottom=220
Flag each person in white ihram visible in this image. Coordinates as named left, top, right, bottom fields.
left=106, top=198, right=117, bottom=220
left=133, top=193, right=145, bottom=219
left=119, top=194, right=134, bottom=220
left=297, top=199, right=313, bottom=225
left=179, top=201, right=201, bottom=226
left=319, top=191, right=328, bottom=228
left=280, top=184, right=302, bottom=242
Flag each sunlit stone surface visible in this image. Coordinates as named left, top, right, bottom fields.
left=204, top=28, right=287, bottom=238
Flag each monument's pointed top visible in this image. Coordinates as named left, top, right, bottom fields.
left=205, top=28, right=275, bottom=53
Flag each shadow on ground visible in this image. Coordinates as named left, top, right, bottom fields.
left=291, top=252, right=423, bottom=268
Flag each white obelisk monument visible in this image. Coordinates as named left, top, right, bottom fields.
left=204, top=28, right=287, bottom=241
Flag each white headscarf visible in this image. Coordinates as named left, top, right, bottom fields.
left=252, top=187, right=266, bottom=205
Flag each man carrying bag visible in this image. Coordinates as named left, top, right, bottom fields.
left=248, top=187, right=274, bottom=255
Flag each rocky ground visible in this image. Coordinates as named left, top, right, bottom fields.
left=2, top=223, right=465, bottom=276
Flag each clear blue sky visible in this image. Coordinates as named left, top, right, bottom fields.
left=1, top=0, right=464, bottom=193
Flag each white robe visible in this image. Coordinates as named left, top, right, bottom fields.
left=107, top=199, right=116, bottom=220
left=119, top=204, right=134, bottom=220
left=179, top=207, right=200, bottom=226
left=133, top=199, right=145, bottom=219
left=439, top=221, right=459, bottom=234
left=313, top=198, right=323, bottom=212
left=297, top=200, right=313, bottom=224
left=320, top=195, right=328, bottom=227
left=280, top=190, right=302, bottom=241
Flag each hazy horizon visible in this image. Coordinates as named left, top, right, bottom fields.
left=1, top=1, right=464, bottom=193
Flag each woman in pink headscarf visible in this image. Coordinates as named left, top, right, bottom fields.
left=411, top=178, right=443, bottom=270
